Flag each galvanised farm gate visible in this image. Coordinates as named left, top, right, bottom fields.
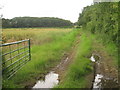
left=1, top=39, right=31, bottom=79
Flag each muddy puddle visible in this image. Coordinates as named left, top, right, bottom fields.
left=90, top=54, right=119, bottom=89
left=93, top=74, right=103, bottom=89
left=90, top=55, right=103, bottom=89
left=33, top=57, right=70, bottom=88
left=90, top=54, right=100, bottom=62
left=33, top=71, right=59, bottom=88
left=90, top=55, right=96, bottom=62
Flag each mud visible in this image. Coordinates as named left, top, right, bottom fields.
left=91, top=52, right=119, bottom=89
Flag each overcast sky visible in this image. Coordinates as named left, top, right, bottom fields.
left=1, top=0, right=93, bottom=23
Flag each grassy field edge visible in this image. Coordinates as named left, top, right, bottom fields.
left=2, top=28, right=80, bottom=88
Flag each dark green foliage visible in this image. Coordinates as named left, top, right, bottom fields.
left=2, top=18, right=12, bottom=28
left=2, top=17, right=73, bottom=28
left=118, top=2, right=120, bottom=77
left=77, top=2, right=118, bottom=45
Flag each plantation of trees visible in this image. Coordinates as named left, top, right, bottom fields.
left=2, top=17, right=73, bottom=28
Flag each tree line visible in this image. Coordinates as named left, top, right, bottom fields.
left=2, top=17, right=73, bottom=28
left=77, top=2, right=118, bottom=45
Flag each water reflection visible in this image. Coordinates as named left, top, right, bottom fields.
left=93, top=74, right=103, bottom=89
left=33, top=71, right=59, bottom=88
left=90, top=55, right=95, bottom=62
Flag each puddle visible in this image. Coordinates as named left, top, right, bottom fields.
left=33, top=71, right=59, bottom=88
left=90, top=54, right=100, bottom=62
left=91, top=53, right=119, bottom=89
left=93, top=74, right=103, bottom=89
left=33, top=57, right=69, bottom=88
left=91, top=54, right=103, bottom=89
left=90, top=55, right=96, bottom=62
left=65, top=57, right=69, bottom=62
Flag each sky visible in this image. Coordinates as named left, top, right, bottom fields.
left=1, top=0, right=93, bottom=23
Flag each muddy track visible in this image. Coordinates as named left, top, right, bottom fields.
left=52, top=34, right=81, bottom=81
left=92, top=49, right=119, bottom=89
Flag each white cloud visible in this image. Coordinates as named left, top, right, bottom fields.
left=2, top=0, right=93, bottom=23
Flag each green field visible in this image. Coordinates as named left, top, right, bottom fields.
left=2, top=2, right=119, bottom=89
left=2, top=28, right=118, bottom=88
left=2, top=28, right=86, bottom=88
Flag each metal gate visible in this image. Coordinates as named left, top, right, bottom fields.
left=0, top=39, right=31, bottom=79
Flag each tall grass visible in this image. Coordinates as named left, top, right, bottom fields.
left=2, top=28, right=72, bottom=44
left=82, top=28, right=118, bottom=66
left=91, top=33, right=118, bottom=67
left=2, top=28, right=79, bottom=88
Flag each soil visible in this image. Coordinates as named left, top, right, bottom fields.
left=92, top=43, right=119, bottom=89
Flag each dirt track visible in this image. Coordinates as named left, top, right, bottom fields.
left=92, top=45, right=119, bottom=88
left=52, top=34, right=81, bottom=81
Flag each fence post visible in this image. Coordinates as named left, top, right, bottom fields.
left=28, top=39, right=31, bottom=61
